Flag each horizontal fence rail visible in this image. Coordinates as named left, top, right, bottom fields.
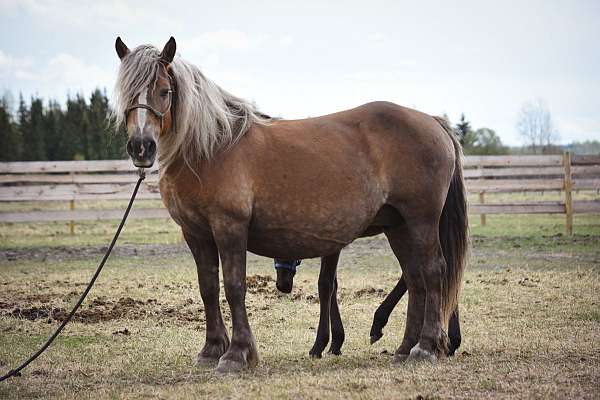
left=1, top=154, right=599, bottom=234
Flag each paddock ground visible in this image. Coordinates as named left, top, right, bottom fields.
left=0, top=213, right=599, bottom=399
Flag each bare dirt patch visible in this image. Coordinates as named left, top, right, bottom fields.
left=0, top=275, right=288, bottom=325
left=0, top=243, right=191, bottom=264
left=0, top=295, right=206, bottom=324
left=353, top=287, right=387, bottom=298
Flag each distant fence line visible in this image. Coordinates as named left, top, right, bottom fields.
left=1, top=153, right=599, bottom=235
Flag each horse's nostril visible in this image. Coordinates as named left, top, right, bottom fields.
left=148, top=140, right=156, bottom=155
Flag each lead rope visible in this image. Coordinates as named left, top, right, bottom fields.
left=0, top=168, right=146, bottom=382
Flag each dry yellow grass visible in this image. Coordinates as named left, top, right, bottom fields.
left=0, top=230, right=599, bottom=399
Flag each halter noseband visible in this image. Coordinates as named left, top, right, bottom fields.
left=125, top=89, right=173, bottom=132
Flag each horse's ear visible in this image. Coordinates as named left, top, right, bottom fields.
left=115, top=37, right=130, bottom=60
left=160, top=37, right=176, bottom=64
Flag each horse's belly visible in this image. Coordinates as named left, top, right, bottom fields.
left=246, top=204, right=378, bottom=259
left=246, top=227, right=349, bottom=259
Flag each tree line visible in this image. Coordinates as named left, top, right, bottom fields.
left=453, top=114, right=508, bottom=155
left=0, top=89, right=126, bottom=162
left=1, top=91, right=596, bottom=162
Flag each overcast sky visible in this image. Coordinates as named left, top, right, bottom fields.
left=1, top=0, right=598, bottom=145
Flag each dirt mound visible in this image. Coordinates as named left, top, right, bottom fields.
left=246, top=274, right=275, bottom=294
left=354, top=287, right=386, bottom=298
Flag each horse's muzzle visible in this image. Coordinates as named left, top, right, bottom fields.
left=276, top=269, right=295, bottom=293
left=127, top=135, right=156, bottom=168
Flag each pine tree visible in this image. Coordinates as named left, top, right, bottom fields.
left=60, top=94, right=89, bottom=160
left=24, top=96, right=47, bottom=160
left=87, top=88, right=112, bottom=159
left=44, top=100, right=64, bottom=160
left=455, top=113, right=472, bottom=147
left=16, top=94, right=32, bottom=160
left=0, top=95, right=22, bottom=161
left=108, top=124, right=128, bottom=159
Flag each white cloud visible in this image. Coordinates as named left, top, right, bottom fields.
left=0, top=49, right=112, bottom=100
left=0, top=50, right=34, bottom=78
left=278, top=35, right=294, bottom=47
left=185, top=30, right=268, bottom=54
left=0, top=0, right=20, bottom=16
left=367, top=32, right=388, bottom=43
left=182, top=30, right=292, bottom=71
left=8, top=0, right=175, bottom=30
left=46, top=53, right=112, bottom=89
left=14, top=69, right=37, bottom=80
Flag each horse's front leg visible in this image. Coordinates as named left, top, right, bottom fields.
left=183, top=231, right=229, bottom=365
left=212, top=220, right=258, bottom=373
left=328, top=274, right=345, bottom=355
left=309, top=251, right=340, bottom=358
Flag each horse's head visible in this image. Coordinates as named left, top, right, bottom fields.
left=274, top=260, right=300, bottom=293
left=115, top=37, right=177, bottom=168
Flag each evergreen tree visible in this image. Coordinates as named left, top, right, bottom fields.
left=60, top=94, right=89, bottom=160
left=87, top=88, right=112, bottom=159
left=108, top=124, right=128, bottom=159
left=76, top=94, right=91, bottom=159
left=44, top=100, right=63, bottom=160
left=23, top=96, right=47, bottom=160
left=455, top=113, right=472, bottom=147
left=0, top=95, right=22, bottom=161
left=16, top=94, right=32, bottom=159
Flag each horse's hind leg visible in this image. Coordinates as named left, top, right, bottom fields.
left=328, top=274, right=345, bottom=355
left=384, top=225, right=425, bottom=362
left=370, top=276, right=407, bottom=344
left=183, top=231, right=230, bottom=365
left=403, top=221, right=450, bottom=362
left=309, top=251, right=340, bottom=358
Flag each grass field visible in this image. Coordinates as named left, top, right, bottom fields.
left=0, top=205, right=599, bottom=399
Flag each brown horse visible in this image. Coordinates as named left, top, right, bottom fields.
left=113, top=37, right=468, bottom=372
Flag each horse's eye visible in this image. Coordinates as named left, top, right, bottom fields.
left=159, top=89, right=170, bottom=98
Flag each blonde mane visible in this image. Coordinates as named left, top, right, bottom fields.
left=113, top=44, right=269, bottom=170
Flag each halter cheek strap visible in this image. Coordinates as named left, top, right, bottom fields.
left=125, top=64, right=176, bottom=133
left=125, top=90, right=173, bottom=132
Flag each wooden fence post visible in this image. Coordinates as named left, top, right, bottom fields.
left=563, top=151, right=573, bottom=235
left=479, top=192, right=486, bottom=226
left=478, top=161, right=486, bottom=226
left=69, top=200, right=75, bottom=235
left=69, top=171, right=75, bottom=235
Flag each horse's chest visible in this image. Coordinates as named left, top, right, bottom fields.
left=159, top=182, right=210, bottom=233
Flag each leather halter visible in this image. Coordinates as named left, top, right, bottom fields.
left=125, top=67, right=176, bottom=133
left=125, top=90, right=173, bottom=132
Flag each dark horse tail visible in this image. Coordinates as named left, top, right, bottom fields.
left=434, top=116, right=469, bottom=325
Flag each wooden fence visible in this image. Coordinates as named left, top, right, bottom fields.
left=462, top=153, right=600, bottom=234
left=1, top=153, right=599, bottom=234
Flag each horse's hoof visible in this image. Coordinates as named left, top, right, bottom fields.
left=197, top=354, right=219, bottom=366
left=407, top=343, right=437, bottom=363
left=215, top=358, right=247, bottom=373
left=328, top=347, right=342, bottom=356
left=392, top=353, right=409, bottom=363
left=370, top=333, right=383, bottom=344
left=309, top=350, right=323, bottom=359
left=197, top=336, right=230, bottom=366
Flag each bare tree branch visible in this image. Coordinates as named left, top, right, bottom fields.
left=516, top=98, right=559, bottom=154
